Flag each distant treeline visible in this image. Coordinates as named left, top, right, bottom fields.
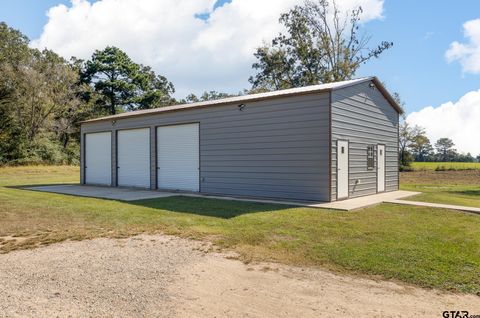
left=399, top=122, right=479, bottom=169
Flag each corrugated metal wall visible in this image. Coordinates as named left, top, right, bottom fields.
left=330, top=81, right=399, bottom=201
left=81, top=93, right=331, bottom=201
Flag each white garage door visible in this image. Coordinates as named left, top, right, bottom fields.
left=117, top=128, right=151, bottom=188
left=157, top=123, right=199, bottom=192
left=85, top=132, right=111, bottom=185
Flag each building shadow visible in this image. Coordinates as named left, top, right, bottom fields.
left=452, top=190, right=480, bottom=197
left=128, top=195, right=293, bottom=219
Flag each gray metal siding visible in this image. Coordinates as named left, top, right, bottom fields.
left=331, top=81, right=399, bottom=201
left=81, top=93, right=331, bottom=201
left=80, top=133, right=85, bottom=184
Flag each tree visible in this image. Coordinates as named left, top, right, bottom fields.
left=0, top=22, right=90, bottom=164
left=434, top=138, right=457, bottom=162
left=399, top=116, right=425, bottom=167
left=80, top=46, right=175, bottom=115
left=410, top=134, right=434, bottom=162
left=0, top=23, right=37, bottom=162
left=455, top=152, right=474, bottom=162
left=181, top=91, right=237, bottom=103
left=249, top=0, right=393, bottom=90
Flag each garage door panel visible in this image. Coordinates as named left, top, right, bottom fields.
left=157, top=123, right=199, bottom=192
left=117, top=128, right=150, bottom=188
left=85, top=132, right=111, bottom=185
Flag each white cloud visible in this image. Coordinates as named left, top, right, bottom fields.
left=31, top=0, right=384, bottom=97
left=446, top=19, right=480, bottom=74
left=407, top=90, right=480, bottom=155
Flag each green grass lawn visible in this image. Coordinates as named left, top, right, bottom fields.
left=0, top=166, right=480, bottom=294
left=401, top=170, right=480, bottom=208
left=411, top=161, right=480, bottom=171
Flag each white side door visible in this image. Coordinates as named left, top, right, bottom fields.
left=337, top=140, right=349, bottom=200
left=117, top=128, right=151, bottom=188
left=377, top=144, right=385, bottom=192
left=157, top=123, right=199, bottom=192
left=85, top=132, right=111, bottom=185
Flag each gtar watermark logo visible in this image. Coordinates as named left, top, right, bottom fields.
left=442, top=311, right=480, bottom=318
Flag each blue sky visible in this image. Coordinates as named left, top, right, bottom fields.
left=0, top=0, right=478, bottom=117
left=357, top=0, right=480, bottom=113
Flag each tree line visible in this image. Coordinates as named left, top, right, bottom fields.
left=399, top=120, right=479, bottom=169
left=1, top=0, right=393, bottom=165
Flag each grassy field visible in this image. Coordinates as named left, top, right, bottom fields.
left=401, top=170, right=480, bottom=208
left=0, top=166, right=479, bottom=294
left=410, top=161, right=480, bottom=171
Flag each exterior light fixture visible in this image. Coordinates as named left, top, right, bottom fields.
left=238, top=103, right=246, bottom=111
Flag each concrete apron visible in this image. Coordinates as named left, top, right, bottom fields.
left=24, top=185, right=423, bottom=211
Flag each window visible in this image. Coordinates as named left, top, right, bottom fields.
left=367, top=145, right=374, bottom=170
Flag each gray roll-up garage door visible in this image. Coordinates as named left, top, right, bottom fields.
left=85, top=132, right=112, bottom=185
left=117, top=128, right=150, bottom=188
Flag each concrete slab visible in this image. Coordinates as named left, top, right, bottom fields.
left=304, top=190, right=421, bottom=211
left=25, top=185, right=176, bottom=201
left=386, top=199, right=480, bottom=215
left=24, top=185, right=420, bottom=211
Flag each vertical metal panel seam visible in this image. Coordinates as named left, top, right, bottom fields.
left=113, top=129, right=117, bottom=187
left=81, top=133, right=85, bottom=184
left=198, top=122, right=201, bottom=193
left=328, top=90, right=332, bottom=202
left=397, top=112, right=400, bottom=190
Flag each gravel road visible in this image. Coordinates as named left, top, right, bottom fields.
left=0, top=235, right=478, bottom=317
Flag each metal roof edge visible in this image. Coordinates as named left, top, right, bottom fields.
left=329, top=76, right=403, bottom=114
left=80, top=76, right=401, bottom=124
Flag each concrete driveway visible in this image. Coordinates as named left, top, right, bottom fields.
left=24, top=184, right=419, bottom=210
left=26, top=184, right=176, bottom=201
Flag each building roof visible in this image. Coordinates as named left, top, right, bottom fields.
left=81, top=76, right=403, bottom=124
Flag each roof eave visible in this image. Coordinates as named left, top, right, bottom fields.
left=79, top=86, right=336, bottom=124
left=80, top=76, right=402, bottom=124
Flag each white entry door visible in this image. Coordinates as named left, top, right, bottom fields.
left=377, top=144, right=385, bottom=192
left=117, top=128, right=151, bottom=188
left=157, top=123, right=199, bottom=192
left=337, top=140, right=349, bottom=199
left=85, top=132, right=111, bottom=185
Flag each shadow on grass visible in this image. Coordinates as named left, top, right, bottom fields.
left=10, top=184, right=294, bottom=219
left=452, top=189, right=480, bottom=197
left=7, top=183, right=78, bottom=189
left=129, top=196, right=292, bottom=219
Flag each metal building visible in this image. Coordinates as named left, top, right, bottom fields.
left=80, top=77, right=402, bottom=202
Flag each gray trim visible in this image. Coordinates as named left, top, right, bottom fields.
left=113, top=130, right=117, bottom=186
left=328, top=91, right=332, bottom=202
left=80, top=132, right=85, bottom=184
left=150, top=126, right=156, bottom=190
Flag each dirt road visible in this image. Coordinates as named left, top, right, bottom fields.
left=0, top=235, right=478, bottom=317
